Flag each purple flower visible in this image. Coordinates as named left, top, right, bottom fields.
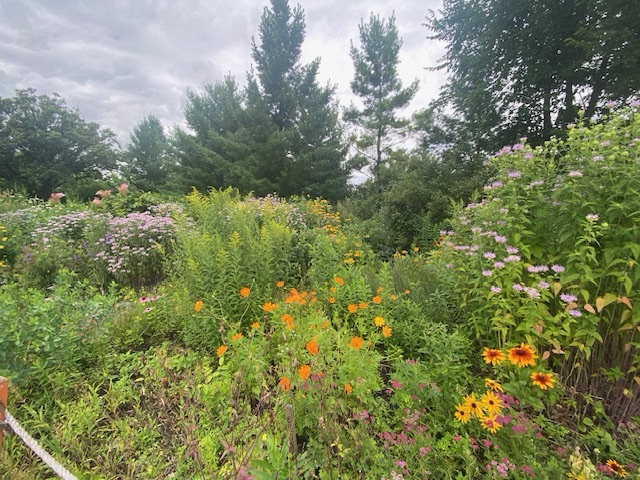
left=592, top=155, right=604, bottom=162
left=491, top=286, right=502, bottom=293
left=551, top=264, right=565, bottom=273
left=538, top=281, right=550, bottom=289
left=586, top=213, right=599, bottom=222
left=512, top=284, right=524, bottom=292
left=568, top=170, right=583, bottom=177
left=506, top=246, right=519, bottom=254
left=483, top=252, right=496, bottom=259
left=482, top=270, right=493, bottom=277
left=507, top=171, right=521, bottom=178
left=493, top=261, right=505, bottom=269
left=560, top=293, right=577, bottom=303
left=494, top=235, right=507, bottom=243
left=569, top=309, right=582, bottom=317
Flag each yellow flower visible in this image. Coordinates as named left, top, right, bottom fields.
left=508, top=343, right=538, bottom=368
left=606, top=459, right=627, bottom=477
left=262, top=301, right=277, bottom=312
left=347, top=304, right=358, bottom=313
left=377, top=287, right=384, bottom=293
left=382, top=326, right=392, bottom=338
left=240, top=287, right=251, bottom=298
left=194, top=300, right=204, bottom=312
left=231, top=332, right=243, bottom=342
left=216, top=345, right=228, bottom=357
left=358, top=302, right=368, bottom=309
left=349, top=336, right=364, bottom=349
left=298, top=365, right=311, bottom=381
left=463, top=393, right=485, bottom=417
left=484, top=378, right=504, bottom=393
left=374, top=316, right=385, bottom=327
left=481, top=416, right=502, bottom=434
left=454, top=404, right=472, bottom=423
left=531, top=371, right=555, bottom=390
left=482, top=347, right=506, bottom=366
left=481, top=391, right=503, bottom=416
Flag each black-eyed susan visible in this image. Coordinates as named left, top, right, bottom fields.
left=508, top=343, right=538, bottom=368
left=463, top=393, right=485, bottom=418
left=482, top=347, right=506, bottom=366
left=481, top=416, right=502, bottom=434
left=606, top=459, right=627, bottom=477
left=481, top=391, right=503, bottom=416
left=454, top=404, right=472, bottom=423
left=484, top=378, right=504, bottom=393
left=531, top=371, right=555, bottom=390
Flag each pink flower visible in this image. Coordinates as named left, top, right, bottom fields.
left=117, top=183, right=129, bottom=194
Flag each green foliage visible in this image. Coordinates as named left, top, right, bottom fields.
left=0, top=89, right=118, bottom=199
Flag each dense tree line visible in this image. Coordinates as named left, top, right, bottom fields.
left=1, top=0, right=637, bottom=252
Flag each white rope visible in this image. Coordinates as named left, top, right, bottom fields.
left=3, top=409, right=78, bottom=480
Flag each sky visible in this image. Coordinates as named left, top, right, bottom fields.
left=0, top=0, right=446, bottom=145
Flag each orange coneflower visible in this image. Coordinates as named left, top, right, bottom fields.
left=262, top=301, right=277, bottom=312
left=306, top=339, right=319, bottom=355
left=481, top=391, right=503, bottom=416
left=482, top=347, right=506, bottom=366
left=530, top=371, right=555, bottom=390
left=484, top=378, right=504, bottom=393
left=382, top=326, right=392, bottom=338
left=279, top=376, right=291, bottom=391
left=454, top=404, right=472, bottom=424
left=349, top=336, right=364, bottom=349
left=481, top=416, right=502, bottom=434
left=463, top=393, right=485, bottom=418
left=606, top=459, right=628, bottom=477
left=194, top=300, right=204, bottom=312
left=216, top=345, right=228, bottom=357
left=347, top=304, right=358, bottom=313
left=240, top=287, right=251, bottom=298
left=298, top=365, right=311, bottom=381
left=508, top=343, right=538, bottom=368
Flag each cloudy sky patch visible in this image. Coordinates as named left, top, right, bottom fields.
left=0, top=0, right=445, bottom=144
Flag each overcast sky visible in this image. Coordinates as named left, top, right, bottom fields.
left=0, top=0, right=446, bottom=145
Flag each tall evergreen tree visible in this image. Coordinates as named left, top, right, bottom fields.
left=345, top=14, right=419, bottom=194
left=124, top=114, right=172, bottom=192
left=425, top=0, right=640, bottom=150
left=248, top=0, right=348, bottom=201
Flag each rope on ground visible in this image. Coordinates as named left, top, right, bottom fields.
left=3, top=409, right=78, bottom=480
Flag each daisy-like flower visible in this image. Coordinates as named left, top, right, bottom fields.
left=262, top=301, right=277, bottom=312
left=216, top=345, right=228, bottom=357
left=231, top=332, right=243, bottom=342
left=382, top=325, right=392, bottom=338
left=334, top=276, right=344, bottom=286
left=372, top=295, right=382, bottom=304
left=481, top=391, right=503, bottom=416
left=349, top=336, right=364, bottom=349
left=454, top=404, right=472, bottom=424
left=374, top=316, right=385, bottom=327
left=194, top=300, right=204, bottom=312
left=251, top=322, right=261, bottom=329
left=305, top=339, right=319, bottom=355
left=481, top=416, right=502, bottom=434
left=530, top=371, right=555, bottom=390
left=298, top=365, right=311, bottom=381
left=281, top=314, right=294, bottom=330
left=482, top=347, right=506, bottom=366
left=279, top=376, right=291, bottom=391
left=508, top=343, right=538, bottom=368
left=344, top=383, right=352, bottom=394
left=240, top=287, right=251, bottom=298
left=347, top=304, right=358, bottom=313
left=606, top=459, right=628, bottom=477
left=484, top=378, right=504, bottom=393
left=463, top=393, right=485, bottom=418
left=276, top=280, right=284, bottom=288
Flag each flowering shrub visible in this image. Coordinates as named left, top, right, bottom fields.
left=440, top=106, right=640, bottom=421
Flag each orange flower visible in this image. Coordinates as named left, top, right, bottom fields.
left=251, top=322, right=261, bottom=329
left=358, top=302, right=368, bottom=309
left=606, top=460, right=628, bottom=477
left=372, top=295, right=382, bottom=304
left=240, top=287, right=251, bottom=298
left=347, top=304, right=358, bottom=313
left=530, top=371, right=555, bottom=390
left=279, top=376, right=291, bottom=391
left=349, top=336, right=364, bottom=349
left=320, top=320, right=329, bottom=328
left=329, top=286, right=337, bottom=293
left=298, top=365, right=311, bottom=380
left=231, top=332, right=243, bottom=342
left=328, top=296, right=335, bottom=304
left=281, top=313, right=294, bottom=329
left=374, top=316, right=385, bottom=327
left=482, top=347, right=506, bottom=366
left=405, top=289, right=411, bottom=294
left=382, top=325, right=392, bottom=338
left=262, top=301, right=277, bottom=312
left=390, top=294, right=397, bottom=301
left=344, top=383, right=352, bottom=394
left=276, top=280, right=284, bottom=288
left=306, top=339, right=319, bottom=355
left=194, top=300, right=204, bottom=312
left=377, top=287, right=384, bottom=293
left=216, top=345, right=228, bottom=357
left=508, top=343, right=538, bottom=368
left=334, top=277, right=344, bottom=286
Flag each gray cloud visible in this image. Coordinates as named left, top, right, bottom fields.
left=0, top=0, right=445, bottom=144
